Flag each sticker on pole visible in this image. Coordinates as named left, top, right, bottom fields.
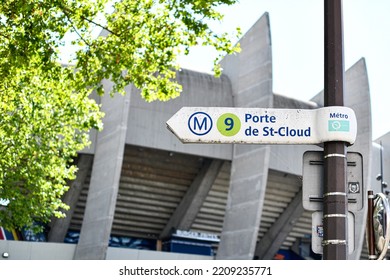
left=166, top=106, right=357, bottom=145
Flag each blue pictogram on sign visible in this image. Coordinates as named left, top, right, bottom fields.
left=188, top=112, right=213, bottom=136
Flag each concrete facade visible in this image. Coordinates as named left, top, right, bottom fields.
left=216, top=13, right=273, bottom=260
left=1, top=12, right=385, bottom=261
left=74, top=83, right=131, bottom=259
left=372, top=132, right=390, bottom=194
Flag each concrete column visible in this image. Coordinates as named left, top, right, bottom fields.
left=217, top=13, right=273, bottom=259
left=48, top=154, right=93, bottom=243
left=255, top=190, right=304, bottom=259
left=74, top=83, right=131, bottom=260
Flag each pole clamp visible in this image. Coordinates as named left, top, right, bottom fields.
left=324, top=153, right=346, bottom=159
left=323, top=192, right=347, bottom=197
left=368, top=255, right=377, bottom=260
left=322, top=239, right=347, bottom=246
left=323, top=214, right=347, bottom=218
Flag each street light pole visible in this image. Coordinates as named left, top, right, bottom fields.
left=323, top=0, right=348, bottom=259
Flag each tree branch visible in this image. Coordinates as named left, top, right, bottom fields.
left=59, top=7, right=91, bottom=47
left=56, top=2, right=119, bottom=37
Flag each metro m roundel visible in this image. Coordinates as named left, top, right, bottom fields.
left=166, top=106, right=357, bottom=145
left=187, top=112, right=213, bottom=136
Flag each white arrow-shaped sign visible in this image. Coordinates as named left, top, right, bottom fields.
left=166, top=106, right=357, bottom=145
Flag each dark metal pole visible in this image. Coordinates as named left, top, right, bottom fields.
left=366, top=190, right=376, bottom=259
left=323, top=0, right=348, bottom=259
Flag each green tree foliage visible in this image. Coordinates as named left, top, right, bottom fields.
left=0, top=0, right=240, bottom=231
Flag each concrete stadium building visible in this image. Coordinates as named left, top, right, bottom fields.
left=1, top=13, right=387, bottom=260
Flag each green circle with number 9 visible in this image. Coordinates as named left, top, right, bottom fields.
left=217, top=113, right=241, bottom=136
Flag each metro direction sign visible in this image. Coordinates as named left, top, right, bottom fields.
left=166, top=106, right=357, bottom=145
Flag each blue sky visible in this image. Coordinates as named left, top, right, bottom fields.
left=178, top=0, right=390, bottom=140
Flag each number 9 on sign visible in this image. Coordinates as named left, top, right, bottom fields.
left=217, top=113, right=241, bottom=136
